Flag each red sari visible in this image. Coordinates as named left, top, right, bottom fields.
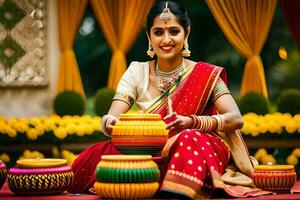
left=69, top=62, right=240, bottom=198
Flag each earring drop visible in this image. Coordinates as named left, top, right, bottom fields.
left=147, top=43, right=155, bottom=58
left=182, top=40, right=191, bottom=57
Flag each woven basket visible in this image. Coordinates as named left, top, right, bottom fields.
left=253, top=165, right=297, bottom=193
left=0, top=160, right=6, bottom=190
left=94, top=155, right=160, bottom=199
left=7, top=158, right=74, bottom=195
left=111, top=113, right=168, bottom=155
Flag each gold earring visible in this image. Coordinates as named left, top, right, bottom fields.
left=182, top=40, right=191, bottom=57
left=147, top=43, right=155, bottom=58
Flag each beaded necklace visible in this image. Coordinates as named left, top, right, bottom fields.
left=155, top=59, right=185, bottom=93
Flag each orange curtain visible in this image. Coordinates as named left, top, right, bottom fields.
left=57, top=0, right=88, bottom=97
left=91, top=0, right=155, bottom=90
left=205, top=0, right=277, bottom=97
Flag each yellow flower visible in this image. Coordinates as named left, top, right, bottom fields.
left=286, top=120, right=297, bottom=133
left=31, top=151, right=45, bottom=159
left=23, top=150, right=32, bottom=158
left=66, top=123, right=77, bottom=135
left=261, top=155, right=276, bottom=165
left=258, top=122, right=268, bottom=134
left=81, top=115, right=92, bottom=122
left=84, top=124, right=94, bottom=135
left=7, top=127, right=17, bottom=138
left=61, top=150, right=78, bottom=165
left=92, top=120, right=101, bottom=131
left=26, top=128, right=38, bottom=140
left=250, top=126, right=260, bottom=137
left=0, top=153, right=10, bottom=163
left=54, top=127, right=67, bottom=140
left=75, top=125, right=85, bottom=136
left=292, top=148, right=300, bottom=157
left=35, top=125, right=45, bottom=136
left=254, top=148, right=268, bottom=160
left=20, top=150, right=44, bottom=160
left=294, top=114, right=300, bottom=122
left=30, top=117, right=42, bottom=127
left=44, top=120, right=56, bottom=132
left=287, top=155, right=298, bottom=166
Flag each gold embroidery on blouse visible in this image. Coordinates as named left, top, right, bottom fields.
left=113, top=93, right=134, bottom=107
left=212, top=78, right=230, bottom=102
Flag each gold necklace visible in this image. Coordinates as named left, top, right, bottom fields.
left=155, top=60, right=185, bottom=93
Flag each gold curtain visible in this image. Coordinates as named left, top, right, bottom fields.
left=57, top=0, right=88, bottom=97
left=91, top=0, right=155, bottom=89
left=206, top=0, right=277, bottom=97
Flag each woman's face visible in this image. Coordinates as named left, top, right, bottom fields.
left=149, top=15, right=187, bottom=60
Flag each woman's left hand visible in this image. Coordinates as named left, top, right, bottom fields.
left=164, top=112, right=193, bottom=131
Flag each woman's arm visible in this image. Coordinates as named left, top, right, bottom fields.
left=164, top=93, right=243, bottom=133
left=214, top=93, right=244, bottom=132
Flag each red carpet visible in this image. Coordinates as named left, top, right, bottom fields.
left=1, top=181, right=300, bottom=199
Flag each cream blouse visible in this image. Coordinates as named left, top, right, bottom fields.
left=113, top=61, right=230, bottom=112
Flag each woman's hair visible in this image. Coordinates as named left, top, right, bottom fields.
left=146, top=1, right=191, bottom=35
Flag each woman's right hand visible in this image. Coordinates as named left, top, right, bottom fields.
left=101, top=114, right=118, bottom=136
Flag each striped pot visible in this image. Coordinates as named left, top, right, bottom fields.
left=111, top=113, right=168, bottom=155
left=94, top=155, right=160, bottom=199
left=253, top=165, right=297, bottom=193
left=7, top=158, right=74, bottom=195
left=0, top=160, right=6, bottom=190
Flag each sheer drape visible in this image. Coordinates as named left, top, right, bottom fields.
left=91, top=0, right=154, bottom=89
left=206, top=0, right=277, bottom=97
left=279, top=0, right=300, bottom=50
left=57, top=0, right=88, bottom=97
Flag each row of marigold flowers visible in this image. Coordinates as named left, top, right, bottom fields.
left=0, top=113, right=300, bottom=140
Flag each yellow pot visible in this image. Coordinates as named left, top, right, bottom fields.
left=111, top=113, right=168, bottom=155
left=94, top=155, right=160, bottom=199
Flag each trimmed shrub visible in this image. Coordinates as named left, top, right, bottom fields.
left=238, top=92, right=269, bottom=115
left=54, top=91, right=85, bottom=116
left=277, top=89, right=300, bottom=115
left=94, top=87, right=115, bottom=116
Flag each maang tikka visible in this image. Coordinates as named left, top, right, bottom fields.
left=160, top=1, right=173, bottom=21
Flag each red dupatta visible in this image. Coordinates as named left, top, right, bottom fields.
left=146, top=62, right=226, bottom=136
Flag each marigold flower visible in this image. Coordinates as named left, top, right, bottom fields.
left=286, top=120, right=297, bottom=133
left=261, top=155, right=276, bottom=165
left=54, top=127, right=67, bottom=140
left=287, top=155, right=298, bottom=166
left=0, top=153, right=10, bottom=163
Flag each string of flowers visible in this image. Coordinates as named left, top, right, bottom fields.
left=242, top=113, right=300, bottom=137
left=0, top=115, right=101, bottom=140
left=0, top=149, right=78, bottom=166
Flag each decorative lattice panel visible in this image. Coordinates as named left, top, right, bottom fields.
left=0, top=0, right=47, bottom=87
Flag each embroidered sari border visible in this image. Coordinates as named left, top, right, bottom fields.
left=197, top=66, right=223, bottom=114
left=161, top=180, right=197, bottom=199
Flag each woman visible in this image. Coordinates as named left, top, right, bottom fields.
left=70, top=1, right=263, bottom=199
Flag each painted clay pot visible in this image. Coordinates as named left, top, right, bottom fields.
left=7, top=158, right=74, bottom=195
left=94, top=155, right=160, bottom=199
left=253, top=165, right=297, bottom=193
left=111, top=113, right=168, bottom=155
left=0, top=160, right=6, bottom=190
